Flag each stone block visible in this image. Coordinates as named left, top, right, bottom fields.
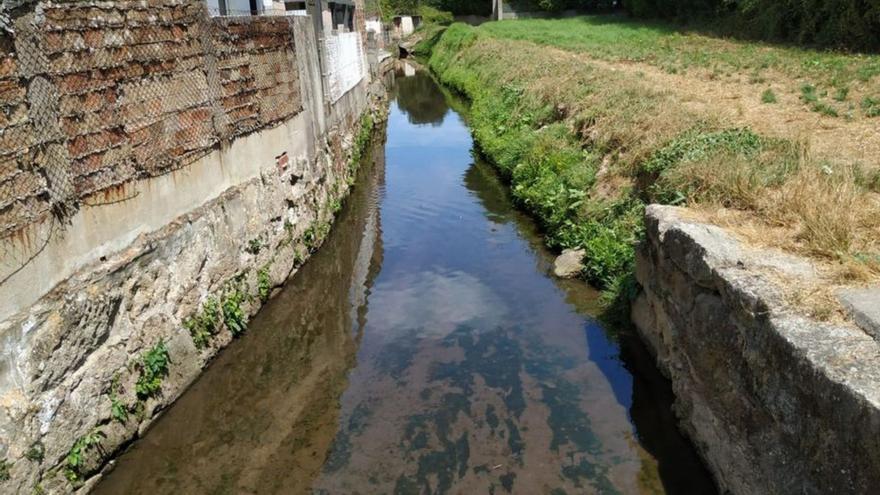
left=838, top=286, right=880, bottom=342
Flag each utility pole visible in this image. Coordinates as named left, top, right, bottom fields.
left=492, top=0, right=503, bottom=21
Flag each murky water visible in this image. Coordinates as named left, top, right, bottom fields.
left=95, top=69, right=716, bottom=495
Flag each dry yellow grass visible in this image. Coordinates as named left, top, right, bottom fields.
left=432, top=24, right=880, bottom=306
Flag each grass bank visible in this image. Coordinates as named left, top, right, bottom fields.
left=424, top=21, right=880, bottom=321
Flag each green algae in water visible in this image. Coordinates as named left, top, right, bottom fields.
left=323, top=401, right=374, bottom=473
left=485, top=404, right=500, bottom=431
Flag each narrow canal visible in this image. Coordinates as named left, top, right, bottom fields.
left=95, top=68, right=716, bottom=495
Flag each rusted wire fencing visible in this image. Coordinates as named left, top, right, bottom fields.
left=0, top=0, right=304, bottom=286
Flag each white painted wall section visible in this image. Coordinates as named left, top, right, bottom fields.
left=324, top=31, right=366, bottom=102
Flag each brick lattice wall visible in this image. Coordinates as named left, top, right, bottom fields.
left=0, top=0, right=303, bottom=238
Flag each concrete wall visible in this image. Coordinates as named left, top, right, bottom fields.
left=324, top=31, right=367, bottom=102
left=0, top=1, right=389, bottom=493
left=633, top=205, right=880, bottom=494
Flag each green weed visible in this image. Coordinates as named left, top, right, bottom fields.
left=303, top=222, right=331, bottom=252
left=0, top=459, right=9, bottom=481
left=800, top=83, right=819, bottom=104
left=245, top=237, right=264, bottom=255
left=428, top=22, right=880, bottom=316
left=350, top=112, right=375, bottom=171
left=801, top=84, right=839, bottom=116
left=257, top=267, right=271, bottom=303
left=293, top=248, right=305, bottom=267
left=862, top=96, right=880, bottom=117
left=64, top=430, right=104, bottom=483
left=813, top=102, right=839, bottom=117
left=135, top=341, right=170, bottom=400
left=761, top=88, right=777, bottom=103
left=184, top=296, right=220, bottom=349
left=222, top=288, right=247, bottom=336
left=25, top=442, right=43, bottom=463
left=109, top=375, right=127, bottom=424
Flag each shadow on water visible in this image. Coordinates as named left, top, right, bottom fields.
left=96, top=67, right=716, bottom=495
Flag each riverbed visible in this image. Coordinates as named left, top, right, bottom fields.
left=94, top=68, right=715, bottom=495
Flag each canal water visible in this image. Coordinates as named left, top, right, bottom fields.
left=95, top=68, right=715, bottom=495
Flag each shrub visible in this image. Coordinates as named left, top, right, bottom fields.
left=625, top=0, right=880, bottom=51
left=418, top=5, right=453, bottom=25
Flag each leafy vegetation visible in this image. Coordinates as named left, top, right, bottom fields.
left=25, top=442, right=43, bottom=463
left=417, top=4, right=453, bottom=24
left=369, top=0, right=489, bottom=19
left=245, top=237, right=264, bottom=255
left=0, top=459, right=9, bottom=481
left=135, top=341, right=170, bottom=400
left=303, top=221, right=332, bottom=252
left=109, top=375, right=128, bottom=424
left=351, top=112, right=375, bottom=170
left=185, top=296, right=220, bottom=348
left=222, top=288, right=248, bottom=336
left=427, top=22, right=880, bottom=320
left=760, top=88, right=776, bottom=104
left=625, top=0, right=880, bottom=51
left=257, top=267, right=272, bottom=303
left=64, top=430, right=104, bottom=483
left=863, top=96, right=880, bottom=117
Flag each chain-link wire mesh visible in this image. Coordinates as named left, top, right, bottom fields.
left=0, top=1, right=304, bottom=286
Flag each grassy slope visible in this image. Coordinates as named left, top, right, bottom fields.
left=426, top=22, right=880, bottom=321
left=478, top=16, right=880, bottom=100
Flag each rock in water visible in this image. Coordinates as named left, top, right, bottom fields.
left=553, top=248, right=585, bottom=278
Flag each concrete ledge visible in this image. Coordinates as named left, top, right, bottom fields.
left=838, top=286, right=880, bottom=343
left=633, top=204, right=880, bottom=494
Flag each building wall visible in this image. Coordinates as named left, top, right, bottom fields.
left=0, top=2, right=304, bottom=322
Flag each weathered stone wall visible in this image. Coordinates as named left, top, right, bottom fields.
left=0, top=1, right=390, bottom=492
left=632, top=205, right=880, bottom=494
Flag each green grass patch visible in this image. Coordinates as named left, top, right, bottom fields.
left=428, top=24, right=645, bottom=315
left=426, top=22, right=880, bottom=323
left=761, top=88, right=777, bottom=104
left=477, top=16, right=880, bottom=88
left=863, top=96, right=880, bottom=117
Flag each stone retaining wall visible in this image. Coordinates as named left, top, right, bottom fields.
left=632, top=205, right=880, bottom=494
